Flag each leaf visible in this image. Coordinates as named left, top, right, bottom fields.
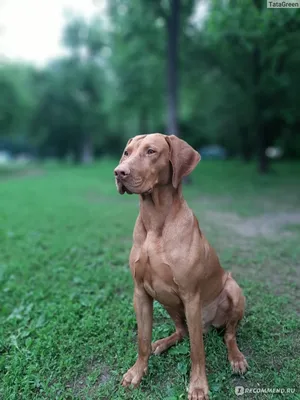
left=10, top=335, right=19, bottom=350
left=35, top=314, right=46, bottom=328
left=170, top=345, right=189, bottom=355
left=177, top=362, right=188, bottom=375
left=211, top=383, right=221, bottom=392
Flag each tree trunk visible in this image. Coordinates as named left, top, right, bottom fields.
left=166, top=0, right=180, bottom=136
left=165, top=1, right=192, bottom=184
left=240, top=127, right=252, bottom=162
left=81, top=134, right=93, bottom=164
left=252, top=0, right=269, bottom=174
left=253, top=46, right=268, bottom=174
left=257, top=124, right=268, bottom=173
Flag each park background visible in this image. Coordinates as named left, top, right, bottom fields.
left=1, top=1, right=300, bottom=399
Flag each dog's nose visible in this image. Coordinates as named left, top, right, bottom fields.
left=114, top=165, right=130, bottom=179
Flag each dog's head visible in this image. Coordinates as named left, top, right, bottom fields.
left=114, top=133, right=200, bottom=195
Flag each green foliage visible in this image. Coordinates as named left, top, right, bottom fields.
left=0, top=2, right=300, bottom=164
left=181, top=2, right=300, bottom=161
left=0, top=64, right=36, bottom=137
left=106, top=0, right=166, bottom=133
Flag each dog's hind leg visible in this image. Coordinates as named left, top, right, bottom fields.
left=213, top=274, right=248, bottom=374
left=152, top=306, right=187, bottom=355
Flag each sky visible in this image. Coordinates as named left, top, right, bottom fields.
left=0, top=0, right=207, bottom=67
left=0, top=0, right=107, bottom=66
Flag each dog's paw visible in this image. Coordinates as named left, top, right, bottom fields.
left=151, top=339, right=168, bottom=355
left=230, top=354, right=248, bottom=374
left=121, top=363, right=147, bottom=388
left=188, top=380, right=209, bottom=400
left=188, top=387, right=209, bottom=400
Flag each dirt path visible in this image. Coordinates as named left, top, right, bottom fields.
left=206, top=211, right=300, bottom=238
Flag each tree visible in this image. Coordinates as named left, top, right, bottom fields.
left=107, top=0, right=197, bottom=138
left=0, top=63, right=36, bottom=138
left=2, top=2, right=300, bottom=168
left=147, top=0, right=196, bottom=136
left=162, top=0, right=181, bottom=136
left=106, top=1, right=165, bottom=138
left=61, top=15, right=107, bottom=163
left=187, top=0, right=300, bottom=172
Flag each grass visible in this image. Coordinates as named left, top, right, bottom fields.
left=0, top=160, right=299, bottom=400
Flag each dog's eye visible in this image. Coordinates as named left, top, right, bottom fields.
left=124, top=150, right=129, bottom=156
left=147, top=149, right=155, bottom=155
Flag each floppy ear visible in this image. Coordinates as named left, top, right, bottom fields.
left=165, top=135, right=201, bottom=189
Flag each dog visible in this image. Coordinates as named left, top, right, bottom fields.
left=114, top=133, right=248, bottom=400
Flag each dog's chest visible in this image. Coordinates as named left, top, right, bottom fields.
left=133, top=234, right=181, bottom=307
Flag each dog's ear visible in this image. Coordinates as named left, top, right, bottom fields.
left=165, top=135, right=201, bottom=189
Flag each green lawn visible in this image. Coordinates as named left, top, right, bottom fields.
left=1, top=160, right=300, bottom=400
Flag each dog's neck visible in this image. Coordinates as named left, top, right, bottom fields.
left=139, top=183, right=184, bottom=234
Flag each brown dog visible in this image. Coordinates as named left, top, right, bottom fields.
left=114, top=133, right=248, bottom=400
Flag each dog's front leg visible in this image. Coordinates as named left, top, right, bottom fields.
left=122, top=285, right=153, bottom=388
left=184, top=294, right=209, bottom=400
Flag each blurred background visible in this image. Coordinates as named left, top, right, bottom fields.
left=1, top=2, right=300, bottom=398
left=0, top=0, right=300, bottom=172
